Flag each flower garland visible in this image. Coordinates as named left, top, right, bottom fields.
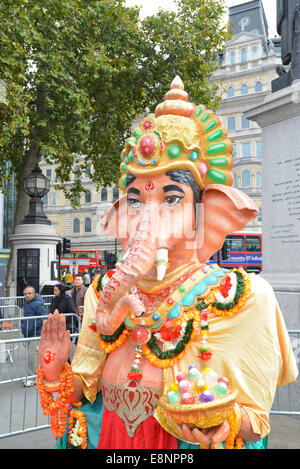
left=198, top=309, right=212, bottom=361
left=68, top=402, right=88, bottom=449
left=37, top=362, right=74, bottom=439
left=127, top=345, right=143, bottom=381
left=89, top=321, right=131, bottom=353
left=209, top=409, right=244, bottom=450
left=153, top=320, right=184, bottom=351
left=210, top=269, right=251, bottom=317
left=195, top=300, right=211, bottom=361
left=92, top=275, right=102, bottom=299
left=142, top=315, right=200, bottom=369
left=224, top=410, right=244, bottom=449
left=96, top=324, right=130, bottom=354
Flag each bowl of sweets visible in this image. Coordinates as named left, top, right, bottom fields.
left=157, top=366, right=238, bottom=429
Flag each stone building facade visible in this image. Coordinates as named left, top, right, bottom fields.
left=212, top=0, right=282, bottom=232
left=40, top=160, right=121, bottom=252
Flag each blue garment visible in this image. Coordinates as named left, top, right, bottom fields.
left=72, top=289, right=77, bottom=307
left=177, top=437, right=266, bottom=450
left=21, top=294, right=47, bottom=338
left=56, top=393, right=104, bottom=449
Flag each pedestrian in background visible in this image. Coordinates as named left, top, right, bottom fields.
left=50, top=284, right=77, bottom=334
left=21, top=286, right=47, bottom=387
left=83, top=269, right=91, bottom=287
left=64, top=269, right=73, bottom=285
left=89, top=267, right=95, bottom=282
left=71, top=274, right=87, bottom=321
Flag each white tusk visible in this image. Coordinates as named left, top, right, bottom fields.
left=156, top=248, right=168, bottom=281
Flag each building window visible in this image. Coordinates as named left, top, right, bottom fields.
left=242, top=170, right=251, bottom=187
left=255, top=81, right=263, bottom=93
left=234, top=174, right=239, bottom=188
left=240, top=48, right=247, bottom=63
left=227, top=117, right=236, bottom=131
left=43, top=194, right=48, bottom=206
left=241, top=116, right=250, bottom=129
left=232, top=144, right=237, bottom=159
left=85, top=165, right=91, bottom=178
left=227, top=87, right=235, bottom=98
left=51, top=193, right=56, bottom=205
left=242, top=142, right=251, bottom=158
left=46, top=169, right=52, bottom=181
left=112, top=187, right=119, bottom=202
left=252, top=46, right=258, bottom=59
left=256, top=141, right=262, bottom=157
left=73, top=218, right=80, bottom=234
left=85, top=190, right=91, bottom=203
left=74, top=165, right=80, bottom=180
left=101, top=188, right=107, bottom=202
left=85, top=217, right=91, bottom=233
left=257, top=208, right=262, bottom=222
left=256, top=172, right=261, bottom=187
left=230, top=51, right=235, bottom=65
left=241, top=84, right=248, bottom=95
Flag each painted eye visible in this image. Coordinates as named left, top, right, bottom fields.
left=128, top=198, right=141, bottom=209
left=164, top=195, right=183, bottom=206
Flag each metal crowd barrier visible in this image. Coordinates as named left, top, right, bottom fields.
left=0, top=295, right=54, bottom=319
left=0, top=314, right=81, bottom=439
left=0, top=320, right=299, bottom=440
left=270, top=330, right=300, bottom=417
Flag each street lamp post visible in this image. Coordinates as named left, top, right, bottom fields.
left=21, top=164, right=51, bottom=225
left=8, top=163, right=61, bottom=296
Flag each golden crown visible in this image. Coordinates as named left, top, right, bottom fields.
left=119, top=76, right=233, bottom=191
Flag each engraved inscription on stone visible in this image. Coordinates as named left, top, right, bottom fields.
left=270, top=156, right=300, bottom=245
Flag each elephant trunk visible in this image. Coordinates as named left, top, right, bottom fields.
left=96, top=207, right=157, bottom=326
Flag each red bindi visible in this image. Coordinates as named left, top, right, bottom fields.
left=145, top=179, right=155, bottom=193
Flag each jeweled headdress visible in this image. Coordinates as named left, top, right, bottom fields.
left=119, top=76, right=234, bottom=191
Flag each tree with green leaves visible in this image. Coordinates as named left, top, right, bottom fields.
left=0, top=0, right=229, bottom=283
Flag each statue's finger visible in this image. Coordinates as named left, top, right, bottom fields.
left=180, top=425, right=202, bottom=445
left=190, top=427, right=211, bottom=447
left=63, top=330, right=72, bottom=357
left=57, top=312, right=66, bottom=342
left=210, top=421, right=230, bottom=444
left=50, top=311, right=59, bottom=344
left=40, top=316, right=49, bottom=343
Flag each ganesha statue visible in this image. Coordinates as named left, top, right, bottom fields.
left=37, top=77, right=298, bottom=450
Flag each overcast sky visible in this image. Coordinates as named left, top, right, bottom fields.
left=126, top=0, right=278, bottom=37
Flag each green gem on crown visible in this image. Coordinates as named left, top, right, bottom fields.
left=168, top=144, right=181, bottom=159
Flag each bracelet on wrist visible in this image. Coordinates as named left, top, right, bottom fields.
left=37, top=362, right=74, bottom=438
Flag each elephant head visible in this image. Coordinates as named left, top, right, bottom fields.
left=96, top=77, right=258, bottom=332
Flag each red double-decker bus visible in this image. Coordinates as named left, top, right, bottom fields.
left=60, top=249, right=106, bottom=277
left=207, top=232, right=262, bottom=274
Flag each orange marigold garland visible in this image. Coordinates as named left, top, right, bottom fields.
left=37, top=362, right=74, bottom=439
left=142, top=313, right=201, bottom=369
left=210, top=269, right=251, bottom=317
left=96, top=326, right=130, bottom=353
left=224, top=409, right=244, bottom=449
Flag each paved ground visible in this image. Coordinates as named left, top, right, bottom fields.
left=1, top=414, right=299, bottom=449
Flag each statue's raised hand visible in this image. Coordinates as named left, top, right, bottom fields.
left=38, top=310, right=72, bottom=382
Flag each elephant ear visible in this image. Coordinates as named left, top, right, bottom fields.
left=197, top=184, right=259, bottom=263
left=100, top=194, right=129, bottom=250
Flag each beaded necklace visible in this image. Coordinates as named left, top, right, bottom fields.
left=90, top=266, right=251, bottom=382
